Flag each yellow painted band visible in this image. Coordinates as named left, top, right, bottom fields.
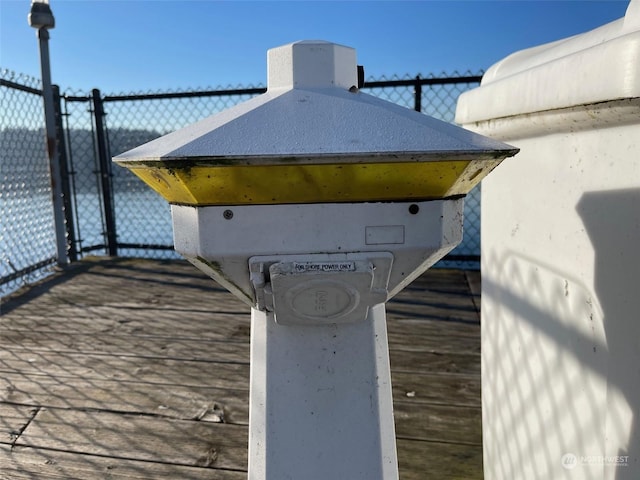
left=126, top=161, right=488, bottom=205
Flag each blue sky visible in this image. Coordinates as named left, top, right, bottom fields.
left=0, top=0, right=630, bottom=94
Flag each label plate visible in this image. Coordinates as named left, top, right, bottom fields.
left=293, top=262, right=356, bottom=273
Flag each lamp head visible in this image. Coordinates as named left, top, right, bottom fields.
left=28, top=0, right=55, bottom=30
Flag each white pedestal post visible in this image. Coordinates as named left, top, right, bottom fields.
left=248, top=303, right=399, bottom=480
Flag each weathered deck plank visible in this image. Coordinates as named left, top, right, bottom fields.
left=0, top=371, right=249, bottom=424
left=392, top=372, right=480, bottom=407
left=14, top=408, right=248, bottom=470
left=397, top=438, right=483, bottom=480
left=0, top=403, right=37, bottom=445
left=0, top=257, right=482, bottom=478
left=0, top=445, right=246, bottom=480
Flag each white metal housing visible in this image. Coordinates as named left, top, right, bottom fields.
left=456, top=2, right=639, bottom=479
left=171, top=199, right=463, bottom=321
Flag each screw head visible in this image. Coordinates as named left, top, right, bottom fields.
left=223, top=210, right=234, bottom=220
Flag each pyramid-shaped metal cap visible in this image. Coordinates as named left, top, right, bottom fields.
left=114, top=40, right=518, bottom=205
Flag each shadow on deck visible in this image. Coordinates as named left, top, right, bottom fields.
left=0, top=257, right=482, bottom=479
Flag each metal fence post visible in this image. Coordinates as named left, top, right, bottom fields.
left=91, top=88, right=118, bottom=256
left=414, top=75, right=422, bottom=112
left=33, top=27, right=68, bottom=266
left=53, top=84, right=78, bottom=262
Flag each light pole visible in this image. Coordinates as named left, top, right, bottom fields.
left=28, top=0, right=68, bottom=266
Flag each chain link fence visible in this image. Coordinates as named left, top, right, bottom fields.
left=1, top=71, right=58, bottom=295
left=61, top=90, right=106, bottom=258
left=1, top=70, right=483, bottom=297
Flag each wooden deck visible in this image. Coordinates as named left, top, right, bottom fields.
left=0, top=257, right=482, bottom=479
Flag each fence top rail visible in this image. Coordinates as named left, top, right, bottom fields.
left=64, top=93, right=92, bottom=102
left=102, top=86, right=268, bottom=103
left=1, top=71, right=482, bottom=103
left=364, top=74, right=483, bottom=89
left=0, top=78, right=43, bottom=96
left=94, top=73, right=483, bottom=103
